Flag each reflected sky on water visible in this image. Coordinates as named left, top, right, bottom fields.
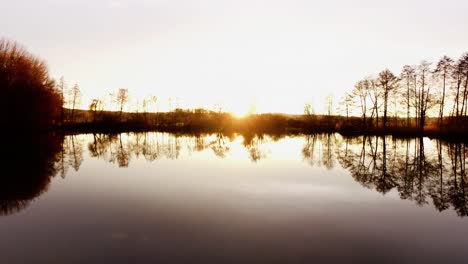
left=1, top=132, right=468, bottom=263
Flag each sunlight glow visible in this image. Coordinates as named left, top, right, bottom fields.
left=2, top=0, right=468, bottom=114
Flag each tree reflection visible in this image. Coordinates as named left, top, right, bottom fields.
left=302, top=134, right=336, bottom=169
left=447, top=143, right=468, bottom=216
left=209, top=133, right=231, bottom=158
left=115, top=134, right=130, bottom=167
left=63, top=135, right=84, bottom=173
left=85, top=132, right=273, bottom=164
left=5, top=132, right=465, bottom=217
left=88, top=132, right=185, bottom=164
left=333, top=135, right=468, bottom=217
left=430, top=141, right=451, bottom=211
left=0, top=133, right=63, bottom=215
left=241, top=132, right=268, bottom=162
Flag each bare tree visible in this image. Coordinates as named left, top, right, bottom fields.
left=352, top=80, right=368, bottom=129
left=401, top=65, right=416, bottom=126
left=142, top=95, right=157, bottom=122
left=452, top=58, right=464, bottom=117
left=304, top=103, right=314, bottom=116
left=89, top=98, right=104, bottom=122
left=417, top=61, right=433, bottom=132
left=114, top=88, right=129, bottom=121
left=433, top=56, right=454, bottom=128
left=377, top=69, right=399, bottom=130
left=324, top=95, right=334, bottom=128
left=69, top=83, right=81, bottom=123
left=460, top=53, right=468, bottom=116
left=367, top=78, right=380, bottom=128
left=339, top=93, right=353, bottom=121
left=58, top=76, right=66, bottom=124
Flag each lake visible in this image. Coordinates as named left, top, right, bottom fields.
left=1, top=132, right=468, bottom=263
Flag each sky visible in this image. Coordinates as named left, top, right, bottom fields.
left=2, top=0, right=468, bottom=115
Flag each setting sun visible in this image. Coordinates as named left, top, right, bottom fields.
left=232, top=111, right=249, bottom=119
left=2, top=0, right=468, bottom=263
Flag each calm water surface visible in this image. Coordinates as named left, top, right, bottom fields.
left=1, top=132, right=468, bottom=263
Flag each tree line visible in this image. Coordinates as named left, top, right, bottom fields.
left=3, top=38, right=468, bottom=137
left=341, top=53, right=468, bottom=133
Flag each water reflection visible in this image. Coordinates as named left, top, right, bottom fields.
left=86, top=132, right=268, bottom=164
left=0, top=133, right=63, bottom=215
left=335, top=136, right=468, bottom=217
left=2, top=132, right=468, bottom=218
left=302, top=134, right=337, bottom=169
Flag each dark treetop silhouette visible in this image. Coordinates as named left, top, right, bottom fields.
left=0, top=39, right=62, bottom=131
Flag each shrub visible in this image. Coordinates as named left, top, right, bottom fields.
left=0, top=39, right=62, bottom=130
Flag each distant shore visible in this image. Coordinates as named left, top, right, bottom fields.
left=56, top=108, right=468, bottom=140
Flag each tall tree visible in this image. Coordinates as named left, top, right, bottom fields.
left=452, top=58, right=464, bottom=117
left=114, top=88, right=129, bottom=121
left=460, top=53, right=468, bottom=116
left=341, top=93, right=353, bottom=121
left=69, top=83, right=81, bottom=123
left=401, top=65, right=416, bottom=126
left=352, top=80, right=368, bottom=129
left=58, top=76, right=66, bottom=124
left=89, top=98, right=104, bottom=122
left=324, top=95, right=334, bottom=128
left=304, top=103, right=314, bottom=116
left=433, top=56, right=454, bottom=128
left=377, top=69, right=399, bottom=130
left=367, top=78, right=380, bottom=128
left=142, top=95, right=157, bottom=123
left=417, top=61, right=433, bottom=132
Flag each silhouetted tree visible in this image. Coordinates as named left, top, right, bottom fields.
left=142, top=95, right=157, bottom=123
left=58, top=76, right=66, bottom=124
left=114, top=88, right=129, bottom=121
left=367, top=78, right=380, bottom=128
left=416, top=61, right=433, bottom=132
left=452, top=59, right=465, bottom=117
left=352, top=80, right=368, bottom=129
left=338, top=93, right=353, bottom=121
left=401, top=65, right=416, bottom=126
left=69, top=83, right=81, bottom=122
left=304, top=103, right=314, bottom=116
left=0, top=39, right=62, bottom=130
left=459, top=53, right=468, bottom=116
left=377, top=69, right=399, bottom=130
left=434, top=56, right=454, bottom=128
left=89, top=98, right=104, bottom=122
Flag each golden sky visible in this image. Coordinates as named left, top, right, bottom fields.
left=2, top=0, right=468, bottom=115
